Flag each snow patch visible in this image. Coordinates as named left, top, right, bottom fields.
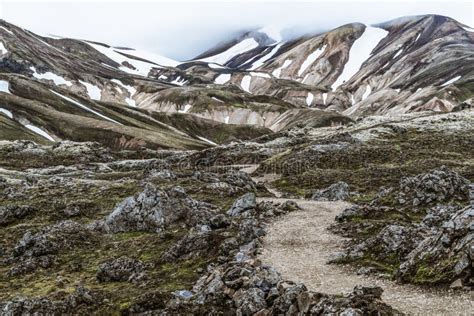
left=249, top=43, right=283, bottom=70
left=113, top=47, right=179, bottom=67
left=85, top=42, right=159, bottom=76
left=212, top=97, right=224, bottom=103
left=171, top=77, right=187, bottom=86
left=79, top=80, right=102, bottom=100
left=158, top=75, right=168, bottom=80
left=0, top=26, right=13, bottom=35
left=111, top=79, right=136, bottom=107
left=31, top=67, right=72, bottom=86
left=298, top=44, right=327, bottom=76
left=200, top=38, right=259, bottom=65
left=272, top=59, right=292, bottom=78
left=214, top=74, right=231, bottom=84
left=197, top=136, right=217, bottom=146
left=331, top=26, right=388, bottom=90
left=0, top=41, right=8, bottom=55
left=241, top=75, right=252, bottom=93
left=301, top=74, right=309, bottom=83
left=250, top=72, right=271, bottom=78
left=462, top=26, right=474, bottom=32
left=208, top=63, right=225, bottom=69
left=362, top=85, right=372, bottom=100
left=50, top=90, right=121, bottom=124
left=178, top=104, right=192, bottom=113
left=392, top=48, right=403, bottom=59
left=25, top=124, right=55, bottom=142
left=0, top=80, right=11, bottom=94
left=224, top=115, right=230, bottom=124
left=441, top=76, right=461, bottom=86
left=322, top=93, right=328, bottom=105
left=414, top=33, right=421, bottom=42
left=0, top=108, right=12, bottom=119
left=306, top=92, right=314, bottom=106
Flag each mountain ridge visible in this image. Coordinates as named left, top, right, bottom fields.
left=0, top=14, right=473, bottom=148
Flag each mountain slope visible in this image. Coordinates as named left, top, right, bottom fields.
left=1, top=15, right=473, bottom=148
left=182, top=15, right=473, bottom=115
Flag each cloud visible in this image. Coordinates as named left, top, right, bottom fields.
left=1, top=1, right=472, bottom=60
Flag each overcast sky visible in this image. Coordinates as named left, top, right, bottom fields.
left=1, top=0, right=472, bottom=60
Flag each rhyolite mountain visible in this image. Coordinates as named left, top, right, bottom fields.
left=0, top=13, right=473, bottom=315
left=0, top=14, right=473, bottom=149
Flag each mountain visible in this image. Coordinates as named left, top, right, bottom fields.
left=0, top=20, right=272, bottom=149
left=177, top=15, right=473, bottom=116
left=0, top=13, right=473, bottom=315
left=0, top=15, right=473, bottom=148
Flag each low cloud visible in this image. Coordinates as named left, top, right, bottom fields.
left=1, top=1, right=472, bottom=60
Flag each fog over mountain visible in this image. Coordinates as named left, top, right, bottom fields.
left=0, top=1, right=473, bottom=314
left=1, top=0, right=472, bottom=60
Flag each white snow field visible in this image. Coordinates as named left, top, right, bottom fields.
left=200, top=38, right=259, bottom=65
left=31, top=67, right=73, bottom=86
left=0, top=80, right=11, bottom=94
left=241, top=75, right=252, bottom=93
left=0, top=108, right=13, bottom=118
left=214, top=74, right=231, bottom=84
left=86, top=42, right=177, bottom=76
left=272, top=59, right=292, bottom=78
left=306, top=92, right=314, bottom=106
left=250, top=43, right=283, bottom=70
left=79, top=80, right=102, bottom=100
left=25, top=124, right=55, bottom=142
left=441, top=76, right=461, bottom=86
left=298, top=45, right=327, bottom=76
left=331, top=25, right=388, bottom=90
left=362, top=85, right=372, bottom=100
left=0, top=41, right=8, bottom=54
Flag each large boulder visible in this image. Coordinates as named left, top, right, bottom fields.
left=103, top=184, right=215, bottom=233
left=232, top=287, right=267, bottom=315
left=97, top=256, right=146, bottom=283
left=397, top=166, right=469, bottom=206
left=13, top=220, right=96, bottom=258
left=311, top=181, right=350, bottom=201
left=396, top=205, right=473, bottom=286
left=0, top=286, right=98, bottom=315
left=0, top=205, right=36, bottom=226
left=227, top=193, right=257, bottom=217
left=9, top=220, right=97, bottom=276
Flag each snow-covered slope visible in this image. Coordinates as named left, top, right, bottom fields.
left=331, top=26, right=388, bottom=90
left=0, top=14, right=473, bottom=148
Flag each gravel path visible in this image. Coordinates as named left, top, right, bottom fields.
left=235, top=164, right=473, bottom=314
left=257, top=197, right=474, bottom=315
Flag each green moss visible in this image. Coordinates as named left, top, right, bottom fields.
left=412, top=257, right=457, bottom=285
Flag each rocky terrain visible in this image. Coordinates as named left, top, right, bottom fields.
left=0, top=13, right=473, bottom=315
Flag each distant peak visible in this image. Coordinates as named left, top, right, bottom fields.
left=258, top=25, right=283, bottom=42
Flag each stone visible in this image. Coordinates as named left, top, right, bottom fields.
left=104, top=184, right=214, bottom=233
left=227, top=193, right=257, bottom=217
left=233, top=287, right=267, bottom=315
left=96, top=256, right=146, bottom=283
left=311, top=181, right=350, bottom=201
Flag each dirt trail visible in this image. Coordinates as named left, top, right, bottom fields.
left=237, top=165, right=473, bottom=315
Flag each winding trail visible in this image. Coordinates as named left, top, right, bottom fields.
left=239, top=164, right=473, bottom=315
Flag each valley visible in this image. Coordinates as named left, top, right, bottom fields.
left=0, top=13, right=472, bottom=315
